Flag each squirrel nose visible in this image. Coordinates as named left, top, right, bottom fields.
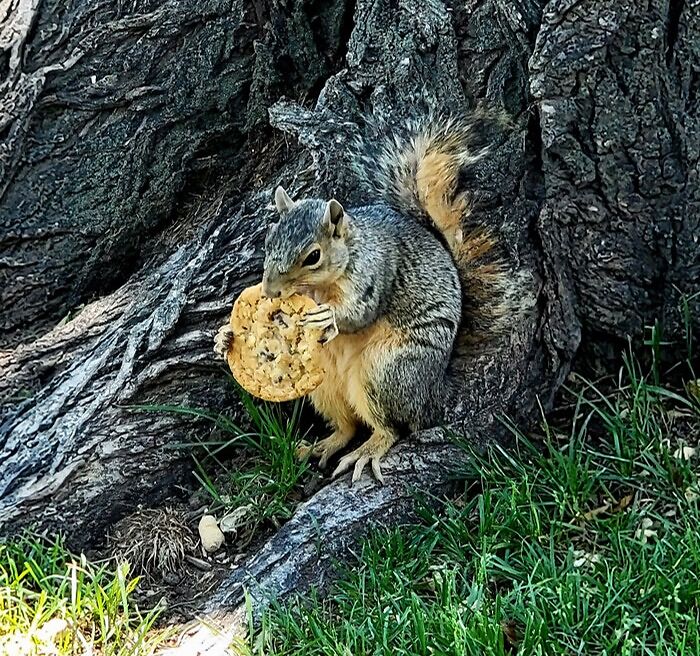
left=262, top=280, right=281, bottom=298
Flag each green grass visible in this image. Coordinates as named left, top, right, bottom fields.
left=194, top=390, right=312, bottom=538
left=0, top=534, right=169, bottom=655
left=136, top=383, right=311, bottom=543
left=254, top=349, right=700, bottom=655
left=6, top=327, right=698, bottom=653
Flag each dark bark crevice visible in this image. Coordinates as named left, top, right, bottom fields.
left=666, top=0, right=685, bottom=66
left=0, top=0, right=347, bottom=348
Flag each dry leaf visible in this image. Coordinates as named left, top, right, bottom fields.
left=219, top=505, right=254, bottom=534
left=573, top=549, right=601, bottom=568
left=501, top=620, right=520, bottom=651
left=36, top=618, right=69, bottom=642
left=685, top=486, right=700, bottom=502
left=613, top=493, right=634, bottom=512
left=583, top=503, right=611, bottom=521
left=582, top=492, right=634, bottom=521
left=686, top=379, right=700, bottom=403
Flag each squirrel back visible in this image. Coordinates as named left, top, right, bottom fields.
left=352, top=113, right=511, bottom=352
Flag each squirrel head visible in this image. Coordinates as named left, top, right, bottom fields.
left=262, top=186, right=351, bottom=299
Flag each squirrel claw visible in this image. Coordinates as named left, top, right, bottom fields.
left=332, top=443, right=388, bottom=485
left=318, top=323, right=339, bottom=344
left=214, top=323, right=234, bottom=359
left=301, top=304, right=338, bottom=343
left=371, top=457, right=384, bottom=482
left=332, top=431, right=394, bottom=484
left=332, top=454, right=384, bottom=484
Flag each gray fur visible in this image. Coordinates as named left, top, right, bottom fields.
left=263, top=199, right=461, bottom=431
left=265, top=198, right=327, bottom=274
left=350, top=111, right=497, bottom=230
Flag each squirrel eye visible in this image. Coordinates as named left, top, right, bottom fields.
left=302, top=248, right=321, bottom=267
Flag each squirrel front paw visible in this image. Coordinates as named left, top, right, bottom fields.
left=300, top=303, right=339, bottom=344
left=214, top=323, right=234, bottom=360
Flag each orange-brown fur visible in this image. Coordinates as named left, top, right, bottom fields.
left=415, top=145, right=468, bottom=250
left=415, top=149, right=506, bottom=352
left=310, top=319, right=406, bottom=436
left=308, top=139, right=503, bottom=442
left=354, top=113, right=511, bottom=359
left=288, top=116, right=512, bottom=478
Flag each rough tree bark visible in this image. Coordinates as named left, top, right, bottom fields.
left=1, top=0, right=698, bottom=646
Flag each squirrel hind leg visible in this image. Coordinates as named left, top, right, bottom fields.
left=304, top=382, right=361, bottom=466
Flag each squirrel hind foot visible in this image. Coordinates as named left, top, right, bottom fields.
left=331, top=430, right=396, bottom=484
left=296, top=430, right=354, bottom=468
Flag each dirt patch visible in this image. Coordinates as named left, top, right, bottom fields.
left=98, top=454, right=327, bottom=626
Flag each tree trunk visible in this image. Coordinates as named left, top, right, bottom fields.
left=1, top=0, right=698, bottom=644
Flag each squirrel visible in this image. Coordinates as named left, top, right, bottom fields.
left=215, top=113, right=509, bottom=484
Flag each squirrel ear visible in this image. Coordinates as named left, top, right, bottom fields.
left=323, top=199, right=345, bottom=237
left=274, top=186, right=295, bottom=215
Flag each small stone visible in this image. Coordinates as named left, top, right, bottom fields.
left=198, top=515, right=225, bottom=553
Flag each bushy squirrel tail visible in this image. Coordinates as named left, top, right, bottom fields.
left=353, top=112, right=512, bottom=352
